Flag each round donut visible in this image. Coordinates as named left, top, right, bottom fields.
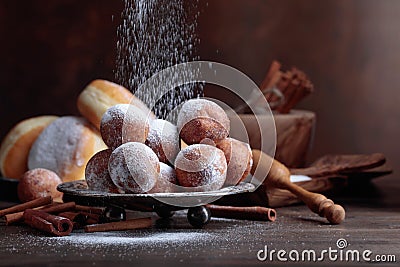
left=177, top=99, right=230, bottom=145
left=145, top=119, right=180, bottom=165
left=28, top=116, right=107, bottom=182
left=175, top=144, right=227, bottom=192
left=77, top=79, right=156, bottom=129
left=215, top=138, right=253, bottom=186
left=148, top=162, right=178, bottom=193
left=17, top=168, right=63, bottom=203
left=0, top=116, right=58, bottom=179
left=108, top=142, right=159, bottom=193
left=85, top=149, right=120, bottom=193
left=100, top=104, right=150, bottom=149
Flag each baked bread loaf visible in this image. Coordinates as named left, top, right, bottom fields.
left=0, top=116, right=58, bottom=179
left=175, top=144, right=227, bottom=192
left=77, top=79, right=155, bottom=129
left=177, top=99, right=230, bottom=145
left=28, top=116, right=107, bottom=182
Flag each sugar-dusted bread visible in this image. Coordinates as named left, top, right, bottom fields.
left=77, top=79, right=155, bottom=129
left=0, top=116, right=58, bottom=179
left=28, top=116, right=107, bottom=182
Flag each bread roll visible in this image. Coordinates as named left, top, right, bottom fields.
left=0, top=116, right=58, bottom=179
left=28, top=116, right=107, bottom=182
left=77, top=79, right=155, bottom=129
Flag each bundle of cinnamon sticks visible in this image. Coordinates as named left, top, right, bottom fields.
left=260, top=60, right=314, bottom=113
left=0, top=196, right=151, bottom=236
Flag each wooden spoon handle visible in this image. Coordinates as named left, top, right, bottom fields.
left=251, top=149, right=345, bottom=224
left=284, top=182, right=345, bottom=224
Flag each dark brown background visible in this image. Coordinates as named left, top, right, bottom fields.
left=0, top=1, right=398, bottom=183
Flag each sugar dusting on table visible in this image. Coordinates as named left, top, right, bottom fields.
left=49, top=232, right=213, bottom=246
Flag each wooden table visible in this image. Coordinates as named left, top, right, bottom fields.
left=1, top=177, right=399, bottom=267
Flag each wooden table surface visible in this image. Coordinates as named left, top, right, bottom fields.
left=1, top=178, right=399, bottom=267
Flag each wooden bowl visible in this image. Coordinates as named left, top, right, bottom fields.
left=236, top=110, right=316, bottom=168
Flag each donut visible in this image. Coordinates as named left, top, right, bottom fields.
left=0, top=116, right=58, bottom=179
left=17, top=168, right=63, bottom=203
left=177, top=99, right=230, bottom=145
left=175, top=144, right=227, bottom=191
left=148, top=162, right=178, bottom=193
left=85, top=149, right=120, bottom=193
left=145, top=119, right=180, bottom=165
left=77, top=79, right=155, bottom=129
left=28, top=116, right=107, bottom=182
left=215, top=138, right=253, bottom=186
left=100, top=104, right=150, bottom=149
left=108, top=142, right=159, bottom=193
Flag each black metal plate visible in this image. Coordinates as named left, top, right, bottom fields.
left=58, top=180, right=256, bottom=211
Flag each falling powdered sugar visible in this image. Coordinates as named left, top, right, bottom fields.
left=115, top=0, right=203, bottom=121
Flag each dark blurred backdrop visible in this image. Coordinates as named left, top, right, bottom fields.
left=0, top=0, right=398, bottom=184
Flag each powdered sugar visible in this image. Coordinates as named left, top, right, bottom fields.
left=51, top=231, right=211, bottom=246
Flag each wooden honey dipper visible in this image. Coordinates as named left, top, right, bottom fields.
left=251, top=149, right=345, bottom=224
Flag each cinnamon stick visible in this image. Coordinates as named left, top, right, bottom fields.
left=79, top=211, right=101, bottom=224
left=5, top=202, right=76, bottom=225
left=269, top=71, right=292, bottom=103
left=206, top=204, right=277, bottom=222
left=84, top=217, right=152, bottom=233
left=75, top=205, right=104, bottom=215
left=0, top=196, right=52, bottom=217
left=277, top=79, right=301, bottom=113
left=58, top=211, right=88, bottom=228
left=41, top=202, right=76, bottom=214
left=280, top=81, right=306, bottom=113
left=264, top=71, right=283, bottom=102
left=23, top=209, right=73, bottom=237
left=260, top=60, right=281, bottom=91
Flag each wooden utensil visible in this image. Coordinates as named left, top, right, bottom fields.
left=251, top=149, right=345, bottom=224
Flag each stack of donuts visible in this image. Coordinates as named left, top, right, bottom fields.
left=86, top=96, right=253, bottom=194
left=0, top=79, right=254, bottom=201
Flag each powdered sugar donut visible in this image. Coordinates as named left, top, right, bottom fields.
left=148, top=162, right=178, bottom=193
left=28, top=116, right=107, bottom=182
left=85, top=149, right=120, bottom=193
left=175, top=144, right=227, bottom=192
left=177, top=99, right=230, bottom=145
left=215, top=138, right=253, bottom=186
left=108, top=142, right=159, bottom=193
left=100, top=104, right=149, bottom=149
left=145, top=119, right=179, bottom=165
left=17, top=168, right=63, bottom=203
